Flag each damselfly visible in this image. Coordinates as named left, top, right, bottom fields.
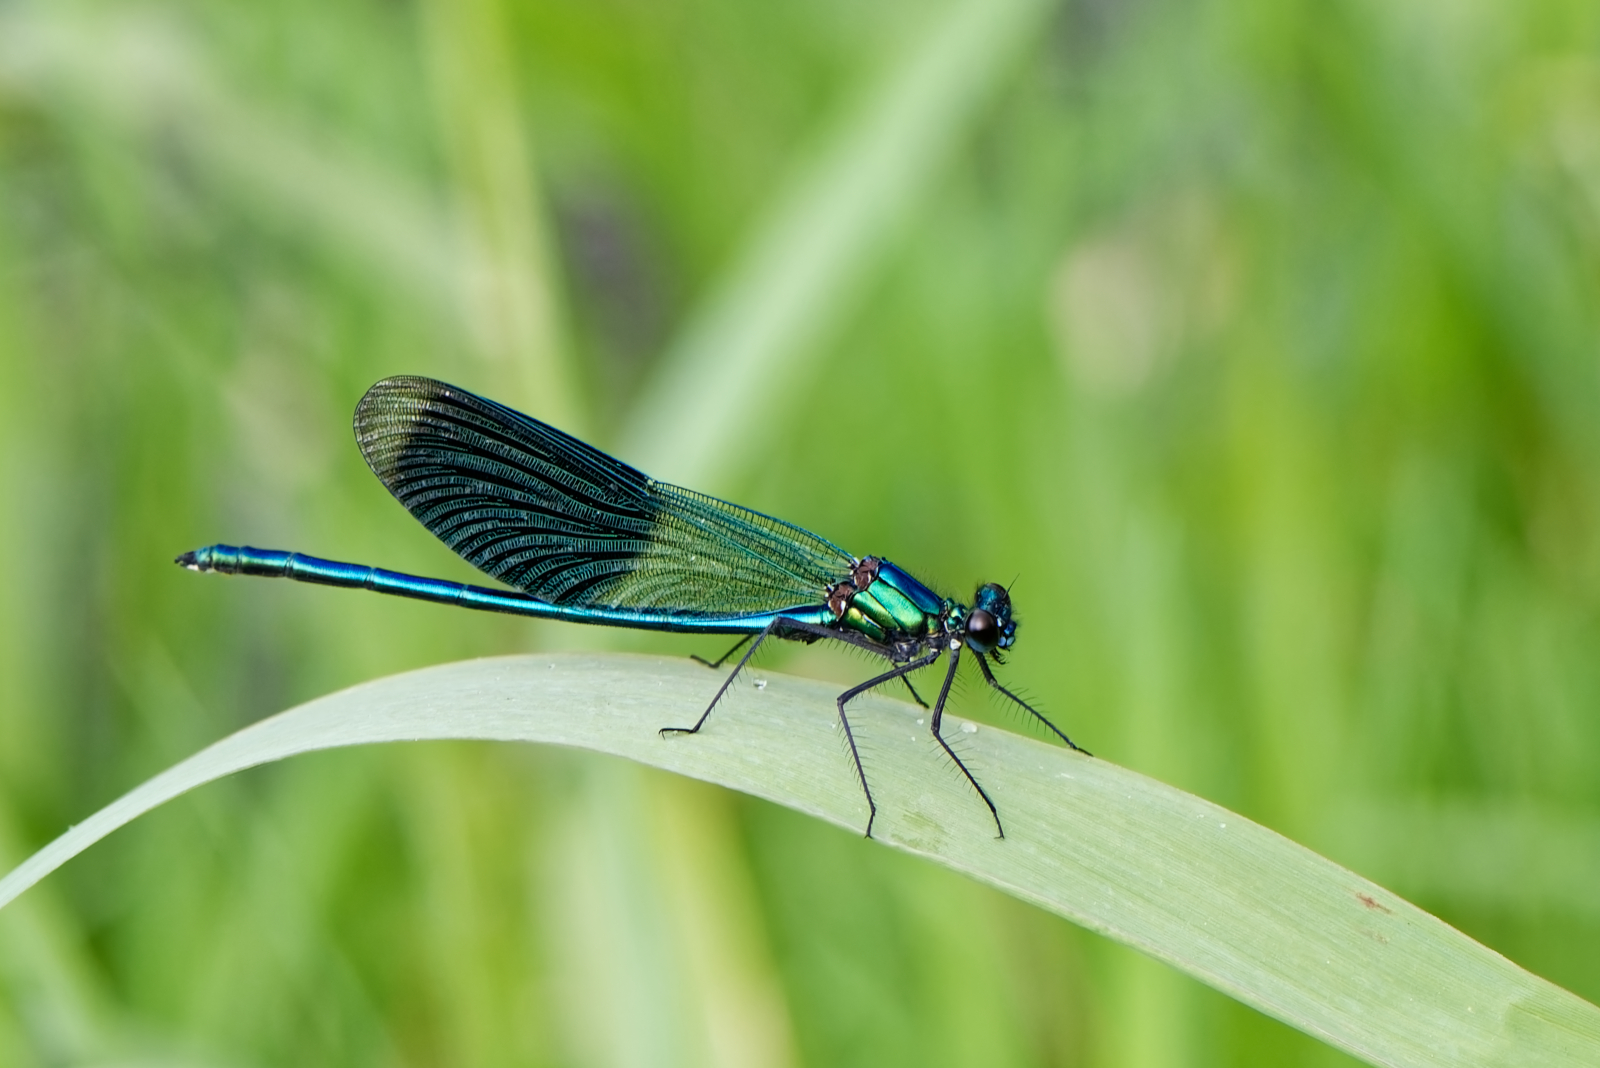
left=177, top=377, right=1086, bottom=836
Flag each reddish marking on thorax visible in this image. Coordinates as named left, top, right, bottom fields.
left=826, top=557, right=881, bottom=618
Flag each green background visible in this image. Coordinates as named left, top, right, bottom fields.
left=2, top=0, right=1598, bottom=1065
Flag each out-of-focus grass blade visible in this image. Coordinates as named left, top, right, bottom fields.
left=623, top=0, right=1054, bottom=487
left=0, top=9, right=469, bottom=336
left=416, top=0, right=580, bottom=427
left=1, top=654, right=1596, bottom=1068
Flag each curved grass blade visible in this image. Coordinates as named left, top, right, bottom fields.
left=0, top=653, right=1596, bottom=1068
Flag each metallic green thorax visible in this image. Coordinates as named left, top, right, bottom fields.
left=830, top=558, right=951, bottom=643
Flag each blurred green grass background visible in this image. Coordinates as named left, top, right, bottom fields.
left=1, top=0, right=1598, bottom=1065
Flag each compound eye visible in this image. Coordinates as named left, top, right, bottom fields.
left=965, top=608, right=1001, bottom=653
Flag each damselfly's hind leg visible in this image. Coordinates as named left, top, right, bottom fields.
left=972, top=651, right=1089, bottom=755
left=927, top=647, right=1004, bottom=839
left=662, top=617, right=846, bottom=737
left=662, top=626, right=776, bottom=737
left=691, top=635, right=752, bottom=669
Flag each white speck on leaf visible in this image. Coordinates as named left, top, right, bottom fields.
left=960, top=721, right=978, bottom=734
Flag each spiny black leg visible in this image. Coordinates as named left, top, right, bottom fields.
left=691, top=634, right=752, bottom=669
left=661, top=623, right=778, bottom=737
left=972, top=651, right=1090, bottom=756
left=901, top=676, right=928, bottom=708
left=833, top=649, right=942, bottom=837
left=929, top=646, right=1004, bottom=838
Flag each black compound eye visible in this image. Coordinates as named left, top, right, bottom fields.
left=965, top=608, right=1001, bottom=653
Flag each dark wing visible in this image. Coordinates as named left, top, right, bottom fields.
left=353, top=376, right=854, bottom=617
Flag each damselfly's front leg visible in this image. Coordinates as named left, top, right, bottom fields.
left=971, top=651, right=1089, bottom=755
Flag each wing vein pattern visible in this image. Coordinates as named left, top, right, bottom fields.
left=354, top=377, right=854, bottom=619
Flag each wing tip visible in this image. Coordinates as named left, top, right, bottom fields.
left=353, top=376, right=458, bottom=467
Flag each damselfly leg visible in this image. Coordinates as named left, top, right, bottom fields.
left=927, top=646, right=1004, bottom=838
left=831, top=648, right=942, bottom=837
left=690, top=635, right=752, bottom=669
left=971, top=651, right=1088, bottom=756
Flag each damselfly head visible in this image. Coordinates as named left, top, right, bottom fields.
left=965, top=582, right=1017, bottom=653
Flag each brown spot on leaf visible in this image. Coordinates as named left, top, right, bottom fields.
left=1357, top=893, right=1392, bottom=914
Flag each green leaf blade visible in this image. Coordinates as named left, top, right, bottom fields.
left=1, top=653, right=1595, bottom=1068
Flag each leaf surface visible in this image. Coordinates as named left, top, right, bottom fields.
left=1, top=653, right=1595, bottom=1068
